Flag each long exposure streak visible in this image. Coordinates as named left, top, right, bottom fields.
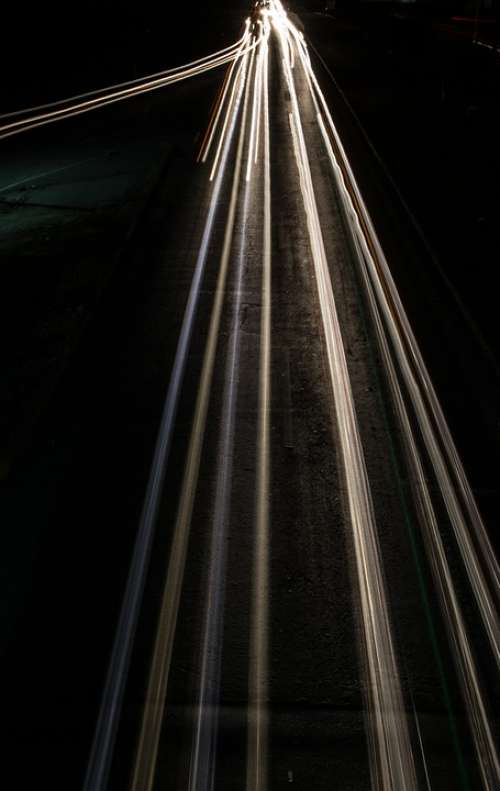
left=71, top=2, right=498, bottom=789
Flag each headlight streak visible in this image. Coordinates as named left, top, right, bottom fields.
left=252, top=21, right=266, bottom=168
left=287, top=29, right=295, bottom=71
left=200, top=20, right=254, bottom=166
left=197, top=61, right=238, bottom=163
left=184, top=47, right=251, bottom=791
left=0, top=31, right=249, bottom=122
left=198, top=48, right=245, bottom=164
left=209, top=24, right=253, bottom=181
left=247, top=15, right=271, bottom=791
left=316, top=108, right=499, bottom=789
left=0, top=29, right=263, bottom=142
left=411, top=697, right=433, bottom=791
left=315, top=105, right=500, bottom=790
left=298, top=31, right=500, bottom=641
left=127, top=39, right=253, bottom=791
left=78, top=1, right=498, bottom=788
left=289, top=9, right=499, bottom=785
left=83, top=30, right=251, bottom=791
left=245, top=24, right=263, bottom=182
left=0, top=53, right=237, bottom=141
left=271, top=5, right=418, bottom=789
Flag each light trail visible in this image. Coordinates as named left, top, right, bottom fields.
left=314, top=110, right=500, bottom=789
left=199, top=48, right=244, bottom=164
left=271, top=4, right=418, bottom=788
left=127, top=39, right=252, bottom=791
left=183, top=47, right=250, bottom=791
left=252, top=26, right=265, bottom=168
left=0, top=28, right=263, bottom=142
left=245, top=25, right=263, bottom=182
left=0, top=32, right=249, bottom=122
left=197, top=64, right=232, bottom=162
left=0, top=53, right=237, bottom=140
left=83, top=30, right=251, bottom=791
left=209, top=23, right=252, bottom=181
left=79, top=3, right=498, bottom=788
left=302, top=52, right=500, bottom=663
left=246, top=16, right=271, bottom=791
left=285, top=6, right=499, bottom=784
left=412, top=700, right=433, bottom=791
left=204, top=20, right=254, bottom=170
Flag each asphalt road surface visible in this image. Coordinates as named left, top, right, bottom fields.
left=1, top=3, right=498, bottom=790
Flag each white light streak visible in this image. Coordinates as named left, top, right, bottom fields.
left=247, top=15, right=271, bottom=791
left=275, top=9, right=418, bottom=787
left=186, top=48, right=251, bottom=791
left=80, top=5, right=499, bottom=790
left=0, top=28, right=260, bottom=141
left=83, top=30, right=251, bottom=791
left=127, top=41, right=252, bottom=791
left=296, top=12, right=499, bottom=784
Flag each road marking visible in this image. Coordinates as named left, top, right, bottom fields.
left=0, top=157, right=99, bottom=193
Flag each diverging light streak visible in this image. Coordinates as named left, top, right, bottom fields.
left=0, top=26, right=261, bottom=141
left=186, top=47, right=252, bottom=791
left=127, top=38, right=253, bottom=791
left=208, top=25, right=251, bottom=181
left=247, top=16, right=271, bottom=791
left=0, top=32, right=249, bottom=122
left=302, top=46, right=500, bottom=661
left=82, top=3, right=499, bottom=789
left=286, top=4, right=499, bottom=784
left=198, top=35, right=252, bottom=164
left=84, top=26, right=252, bottom=791
left=315, top=103, right=500, bottom=791
left=272, top=5, right=418, bottom=787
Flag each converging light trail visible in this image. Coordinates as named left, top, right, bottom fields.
left=276, top=8, right=417, bottom=786
left=128, top=32, right=254, bottom=791
left=247, top=15, right=271, bottom=791
left=83, top=24, right=256, bottom=791
left=79, top=3, right=498, bottom=789
left=0, top=28, right=260, bottom=141
left=185, top=46, right=251, bottom=791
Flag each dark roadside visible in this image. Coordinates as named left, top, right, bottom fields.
left=298, top=4, right=500, bottom=555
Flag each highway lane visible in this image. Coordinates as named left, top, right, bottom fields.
left=1, top=3, right=497, bottom=789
